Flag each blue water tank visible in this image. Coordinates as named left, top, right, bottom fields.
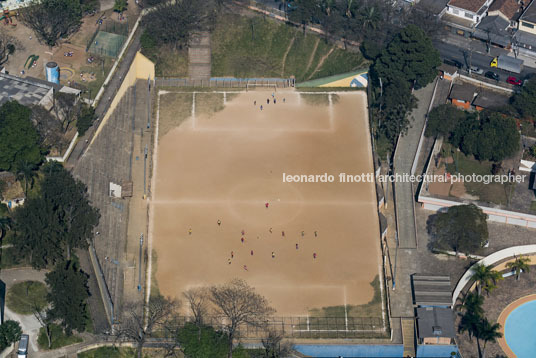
left=45, top=62, right=59, bottom=84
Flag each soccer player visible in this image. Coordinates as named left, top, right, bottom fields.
left=188, top=228, right=192, bottom=235
left=296, top=243, right=299, bottom=250
left=217, top=219, right=221, bottom=226
left=313, top=253, right=317, bottom=259
left=272, top=252, right=275, bottom=258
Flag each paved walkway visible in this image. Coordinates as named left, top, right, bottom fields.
left=389, top=81, right=437, bottom=320
left=188, top=32, right=211, bottom=81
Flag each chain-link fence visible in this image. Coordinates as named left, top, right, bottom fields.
left=154, top=77, right=295, bottom=89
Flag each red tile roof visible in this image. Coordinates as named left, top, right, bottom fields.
left=448, top=0, right=488, bottom=12
left=489, top=0, right=522, bottom=20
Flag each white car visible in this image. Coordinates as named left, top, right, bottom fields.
left=470, top=66, right=484, bottom=75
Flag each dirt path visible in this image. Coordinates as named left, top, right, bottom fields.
left=303, top=38, right=320, bottom=76
left=306, top=46, right=334, bottom=80
left=280, top=30, right=298, bottom=76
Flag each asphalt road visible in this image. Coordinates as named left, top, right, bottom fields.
left=434, top=40, right=535, bottom=84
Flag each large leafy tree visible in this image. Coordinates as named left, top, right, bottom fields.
left=425, top=104, right=468, bottom=139
left=512, top=78, right=536, bottom=119
left=12, top=162, right=99, bottom=267
left=427, top=204, right=489, bottom=255
left=177, top=322, right=228, bottom=358
left=373, top=24, right=441, bottom=88
left=12, top=197, right=64, bottom=268
left=41, top=162, right=99, bottom=259
left=0, top=320, right=22, bottom=351
left=46, top=260, right=89, bottom=335
left=452, top=112, right=520, bottom=162
left=0, top=101, right=43, bottom=172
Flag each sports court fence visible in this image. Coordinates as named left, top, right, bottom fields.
left=154, top=77, right=295, bottom=89
left=152, top=315, right=388, bottom=340
left=87, top=19, right=129, bottom=58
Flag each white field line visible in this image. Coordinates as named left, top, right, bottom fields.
left=145, top=90, right=163, bottom=307
left=223, top=92, right=227, bottom=105
left=188, top=128, right=334, bottom=133
left=344, top=286, right=348, bottom=331
left=328, top=93, right=334, bottom=131
left=157, top=91, right=357, bottom=95
left=192, top=92, right=196, bottom=129
left=152, top=199, right=374, bottom=207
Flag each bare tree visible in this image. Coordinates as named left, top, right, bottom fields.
left=183, top=287, right=210, bottom=327
left=53, top=92, right=81, bottom=133
left=261, top=329, right=293, bottom=358
left=116, top=296, right=180, bottom=358
left=31, top=105, right=66, bottom=151
left=33, top=305, right=53, bottom=349
left=0, top=33, right=20, bottom=65
left=209, top=279, right=275, bottom=358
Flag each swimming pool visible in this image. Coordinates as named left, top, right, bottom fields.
left=293, top=344, right=458, bottom=357
left=504, top=299, right=536, bottom=358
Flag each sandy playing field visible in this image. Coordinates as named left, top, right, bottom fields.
left=150, top=90, right=382, bottom=317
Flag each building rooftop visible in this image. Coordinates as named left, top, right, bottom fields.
left=419, top=0, right=450, bottom=15
left=520, top=0, right=536, bottom=23
left=472, top=89, right=511, bottom=109
left=416, top=307, right=456, bottom=339
left=442, top=12, right=477, bottom=29
left=412, top=274, right=453, bottom=307
left=449, top=83, right=478, bottom=102
left=515, top=28, right=536, bottom=47
left=0, top=73, right=52, bottom=108
left=474, top=15, right=512, bottom=47
left=448, top=0, right=488, bottom=13
left=489, top=0, right=523, bottom=20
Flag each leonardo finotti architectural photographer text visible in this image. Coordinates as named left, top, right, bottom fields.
left=282, top=173, right=525, bottom=184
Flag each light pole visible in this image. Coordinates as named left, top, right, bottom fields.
left=138, top=233, right=143, bottom=292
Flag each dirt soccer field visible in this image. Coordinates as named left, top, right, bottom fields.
left=150, top=89, right=382, bottom=317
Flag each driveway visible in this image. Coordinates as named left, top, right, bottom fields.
left=0, top=268, right=48, bottom=356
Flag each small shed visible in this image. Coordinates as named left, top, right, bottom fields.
left=472, top=89, right=511, bottom=111
left=416, top=307, right=456, bottom=345
left=449, top=83, right=478, bottom=109
left=411, top=274, right=452, bottom=307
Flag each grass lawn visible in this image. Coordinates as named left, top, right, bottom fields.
left=38, top=324, right=83, bottom=350
left=6, top=281, right=48, bottom=314
left=0, top=246, right=25, bottom=269
left=78, top=347, right=184, bottom=358
left=211, top=14, right=366, bottom=82
left=444, top=145, right=509, bottom=205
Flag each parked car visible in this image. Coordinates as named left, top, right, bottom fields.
left=485, top=71, right=500, bottom=81
left=470, top=66, right=484, bottom=75
left=443, top=58, right=463, bottom=69
left=17, top=334, right=29, bottom=358
left=507, top=76, right=522, bottom=86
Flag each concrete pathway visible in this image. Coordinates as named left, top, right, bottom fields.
left=188, top=32, right=211, bottom=81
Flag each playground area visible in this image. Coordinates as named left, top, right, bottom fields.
left=1, top=4, right=139, bottom=98
left=150, top=89, right=383, bottom=325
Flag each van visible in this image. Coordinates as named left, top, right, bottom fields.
left=17, top=334, right=29, bottom=358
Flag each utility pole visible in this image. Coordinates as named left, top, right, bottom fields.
left=138, top=233, right=144, bottom=292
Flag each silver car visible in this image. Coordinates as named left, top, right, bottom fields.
left=470, top=66, right=484, bottom=75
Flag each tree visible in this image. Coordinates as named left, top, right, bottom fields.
left=183, top=287, right=210, bottom=340
left=0, top=33, right=19, bottom=65
left=41, top=162, right=99, bottom=259
left=0, top=320, right=22, bottom=351
left=451, top=112, right=520, bottom=162
left=20, top=0, right=82, bottom=47
left=260, top=330, right=293, bottom=358
left=177, top=322, right=228, bottom=358
left=116, top=296, right=180, bottom=358
left=512, top=78, right=536, bottom=119
left=425, top=104, right=467, bottom=139
left=76, top=105, right=96, bottom=136
left=0, top=216, right=11, bottom=241
left=403, top=1, right=444, bottom=40
left=53, top=92, right=80, bottom=133
left=209, top=279, right=275, bottom=358
left=46, top=260, right=89, bottom=335
left=114, top=0, right=128, bottom=13
left=506, top=255, right=531, bottom=281
left=141, top=0, right=219, bottom=49
left=471, top=263, right=502, bottom=296
left=33, top=304, right=53, bottom=349
left=0, top=101, right=44, bottom=172
left=477, top=318, right=502, bottom=358
left=12, top=197, right=65, bottom=268
left=31, top=105, right=66, bottom=151
left=16, top=160, right=38, bottom=196
left=287, top=0, right=319, bottom=33
left=373, top=24, right=441, bottom=88
left=427, top=204, right=489, bottom=255
left=12, top=162, right=99, bottom=266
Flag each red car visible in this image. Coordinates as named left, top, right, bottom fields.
left=507, top=76, right=522, bottom=86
